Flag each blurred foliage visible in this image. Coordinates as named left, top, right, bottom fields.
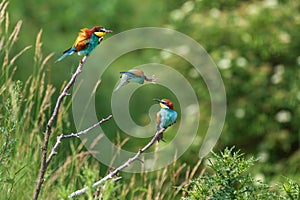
left=167, top=0, right=300, bottom=182
left=1, top=0, right=300, bottom=199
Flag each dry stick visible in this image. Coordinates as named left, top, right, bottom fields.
left=33, top=55, right=89, bottom=200
left=68, top=128, right=166, bottom=198
left=46, top=114, right=113, bottom=165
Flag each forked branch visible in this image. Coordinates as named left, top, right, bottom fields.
left=46, top=114, right=113, bottom=165
left=68, top=128, right=166, bottom=198
left=33, top=55, right=89, bottom=200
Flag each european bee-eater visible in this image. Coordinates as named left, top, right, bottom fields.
left=114, top=69, right=156, bottom=92
left=56, top=26, right=112, bottom=62
left=154, top=98, right=178, bottom=142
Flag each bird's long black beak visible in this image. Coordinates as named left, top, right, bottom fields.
left=153, top=98, right=162, bottom=103
left=103, top=29, right=113, bottom=33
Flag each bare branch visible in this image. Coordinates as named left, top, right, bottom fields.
left=46, top=114, right=113, bottom=165
left=68, top=128, right=166, bottom=198
left=33, top=55, right=89, bottom=200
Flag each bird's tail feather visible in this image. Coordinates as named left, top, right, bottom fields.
left=55, top=47, right=75, bottom=63
left=55, top=54, right=68, bottom=63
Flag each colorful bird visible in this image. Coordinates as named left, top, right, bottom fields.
left=154, top=98, right=178, bottom=142
left=114, top=69, right=156, bottom=92
left=56, top=26, right=112, bottom=62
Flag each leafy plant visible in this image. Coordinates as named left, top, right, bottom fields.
left=181, top=147, right=279, bottom=199
left=282, top=177, right=300, bottom=200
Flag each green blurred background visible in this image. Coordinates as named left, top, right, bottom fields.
left=3, top=0, right=300, bottom=197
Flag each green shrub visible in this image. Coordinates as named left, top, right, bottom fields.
left=181, top=147, right=279, bottom=199
left=282, top=177, right=300, bottom=200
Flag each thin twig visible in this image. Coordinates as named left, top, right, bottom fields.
left=33, top=55, right=89, bottom=200
left=68, top=128, right=166, bottom=198
left=46, top=114, right=113, bottom=165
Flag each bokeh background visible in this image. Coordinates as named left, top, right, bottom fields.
left=2, top=0, right=300, bottom=199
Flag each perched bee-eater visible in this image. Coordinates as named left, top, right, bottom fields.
left=56, top=26, right=112, bottom=62
left=154, top=98, right=178, bottom=142
left=114, top=69, right=156, bottom=92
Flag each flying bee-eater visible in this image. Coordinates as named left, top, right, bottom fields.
left=56, top=26, right=112, bottom=62
left=114, top=69, right=156, bottom=92
left=154, top=98, right=178, bottom=142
